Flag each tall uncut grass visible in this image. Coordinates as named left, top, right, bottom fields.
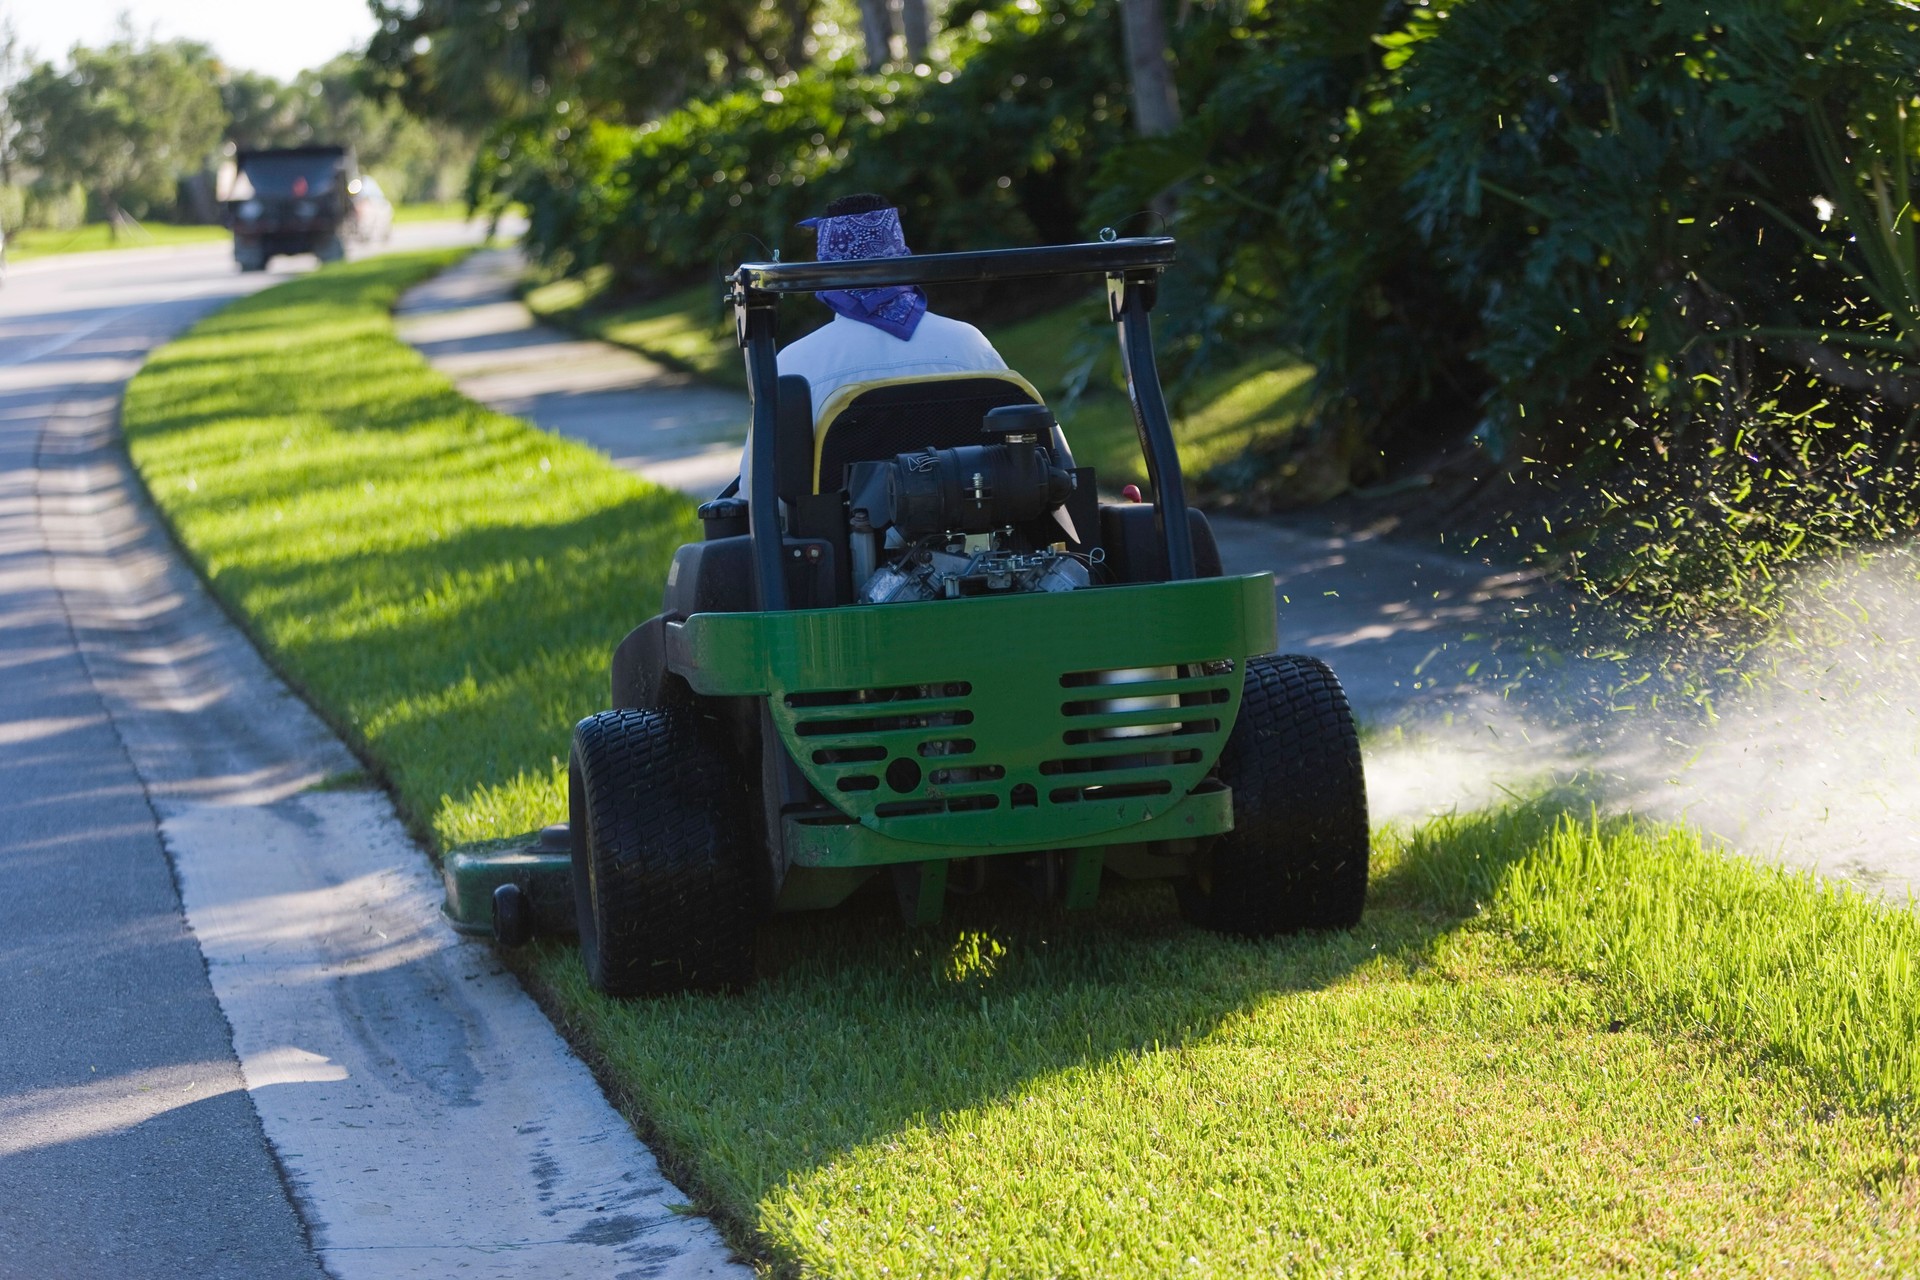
left=1407, top=804, right=1920, bottom=1116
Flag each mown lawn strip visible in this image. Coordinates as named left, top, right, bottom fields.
left=9, top=220, right=230, bottom=260
left=123, top=250, right=694, bottom=845
left=126, top=255, right=1920, bottom=1277
left=536, top=804, right=1919, bottom=1277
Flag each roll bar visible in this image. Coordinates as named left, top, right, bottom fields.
left=732, top=236, right=1194, bottom=611
left=729, top=237, right=1176, bottom=295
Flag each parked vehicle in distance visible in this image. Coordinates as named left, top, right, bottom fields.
left=217, top=146, right=357, bottom=272
left=348, top=175, right=393, bottom=244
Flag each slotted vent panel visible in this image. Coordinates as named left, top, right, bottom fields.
left=782, top=662, right=1240, bottom=827
left=724, top=578, right=1275, bottom=843
left=789, top=681, right=1006, bottom=813
left=1040, top=663, right=1238, bottom=805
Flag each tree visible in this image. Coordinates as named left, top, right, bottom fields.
left=899, top=0, right=933, bottom=63
left=9, top=33, right=225, bottom=228
left=290, top=56, right=476, bottom=202
left=210, top=56, right=475, bottom=204
left=858, top=0, right=899, bottom=69
left=221, top=67, right=306, bottom=150
left=0, top=15, right=22, bottom=187
left=1118, top=0, right=1179, bottom=138
left=365, top=0, right=823, bottom=128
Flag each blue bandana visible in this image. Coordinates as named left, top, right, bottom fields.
left=797, top=206, right=927, bottom=341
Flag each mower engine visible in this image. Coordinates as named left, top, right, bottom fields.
left=844, top=404, right=1089, bottom=605
left=860, top=543, right=1088, bottom=604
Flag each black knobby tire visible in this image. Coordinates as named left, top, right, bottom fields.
left=569, top=707, right=756, bottom=996
left=1179, top=654, right=1370, bottom=936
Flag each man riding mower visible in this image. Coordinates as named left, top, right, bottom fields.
left=443, top=230, right=1370, bottom=997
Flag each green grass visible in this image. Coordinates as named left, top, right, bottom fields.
left=526, top=267, right=749, bottom=389
left=125, top=254, right=1920, bottom=1276
left=3, top=206, right=482, bottom=264
left=7, top=221, right=230, bottom=261
left=122, top=249, right=695, bottom=846
left=524, top=269, right=1311, bottom=491
left=534, top=803, right=1919, bottom=1276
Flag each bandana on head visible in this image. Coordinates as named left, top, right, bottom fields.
left=797, top=206, right=927, bottom=341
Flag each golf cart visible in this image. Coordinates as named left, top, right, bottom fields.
left=218, top=146, right=357, bottom=272
left=442, top=236, right=1370, bottom=996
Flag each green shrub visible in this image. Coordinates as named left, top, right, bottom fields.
left=484, top=0, right=1920, bottom=598
left=1106, top=0, right=1920, bottom=495
left=3, top=179, right=89, bottom=230
left=601, top=73, right=867, bottom=275
left=830, top=0, right=1132, bottom=253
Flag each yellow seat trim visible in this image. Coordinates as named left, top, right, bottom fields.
left=811, top=370, right=1048, bottom=492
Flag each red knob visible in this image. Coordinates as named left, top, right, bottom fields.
left=1121, top=484, right=1143, bottom=503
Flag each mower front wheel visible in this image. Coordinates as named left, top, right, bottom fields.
left=569, top=707, right=756, bottom=996
left=1179, top=653, right=1369, bottom=937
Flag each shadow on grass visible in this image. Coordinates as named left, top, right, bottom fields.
left=527, top=799, right=1561, bottom=1261
left=130, top=354, right=487, bottom=444
left=159, top=494, right=693, bottom=832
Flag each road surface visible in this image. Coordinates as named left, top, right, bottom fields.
left=0, top=232, right=745, bottom=1278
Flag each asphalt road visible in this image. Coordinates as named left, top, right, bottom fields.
left=1, top=240, right=335, bottom=1279
left=0, top=231, right=744, bottom=1278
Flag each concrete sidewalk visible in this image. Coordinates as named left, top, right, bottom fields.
left=396, top=249, right=746, bottom=497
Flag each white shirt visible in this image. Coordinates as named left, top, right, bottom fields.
left=777, top=311, right=1008, bottom=420
left=737, top=311, right=1010, bottom=493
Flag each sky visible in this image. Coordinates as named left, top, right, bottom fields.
left=6, top=0, right=378, bottom=81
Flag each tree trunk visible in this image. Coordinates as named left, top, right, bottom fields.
left=0, top=18, right=16, bottom=187
left=1119, top=0, right=1180, bottom=138
left=857, top=0, right=897, bottom=69
left=897, top=0, right=931, bottom=63
left=778, top=0, right=814, bottom=73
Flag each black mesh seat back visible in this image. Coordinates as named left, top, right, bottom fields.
left=813, top=373, right=1044, bottom=491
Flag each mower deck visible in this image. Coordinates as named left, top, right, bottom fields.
left=445, top=575, right=1274, bottom=937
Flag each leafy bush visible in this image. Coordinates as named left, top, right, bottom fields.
left=1106, top=0, right=1920, bottom=498
left=600, top=74, right=867, bottom=276
left=831, top=0, right=1132, bottom=253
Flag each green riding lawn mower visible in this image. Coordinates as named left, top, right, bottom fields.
left=442, top=236, right=1370, bottom=996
